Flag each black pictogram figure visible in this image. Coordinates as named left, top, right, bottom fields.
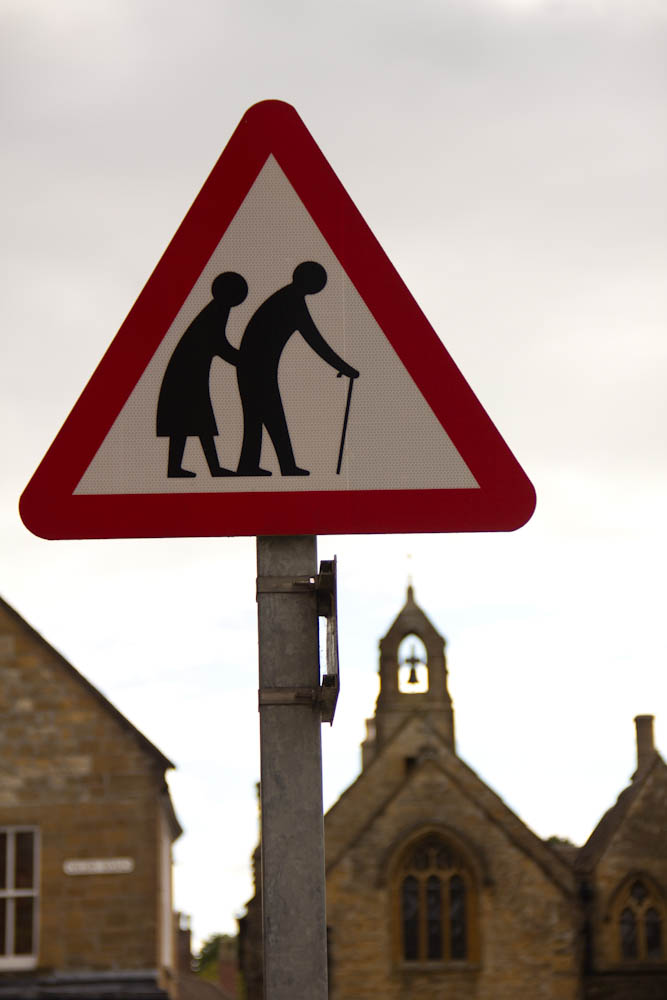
left=157, top=272, right=247, bottom=477
left=235, top=261, right=359, bottom=476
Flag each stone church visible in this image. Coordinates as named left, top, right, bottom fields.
left=239, top=586, right=667, bottom=999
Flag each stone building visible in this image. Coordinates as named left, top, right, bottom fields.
left=239, top=586, right=667, bottom=999
left=0, top=596, right=182, bottom=998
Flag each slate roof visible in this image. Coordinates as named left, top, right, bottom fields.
left=576, top=750, right=665, bottom=873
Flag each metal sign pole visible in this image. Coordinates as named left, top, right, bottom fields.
left=256, top=535, right=328, bottom=1000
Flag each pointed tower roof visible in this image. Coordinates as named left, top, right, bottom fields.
left=381, top=583, right=445, bottom=647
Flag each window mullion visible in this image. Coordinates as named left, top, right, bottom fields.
left=441, top=872, right=448, bottom=961
left=417, top=877, right=423, bottom=961
left=444, top=875, right=450, bottom=961
left=639, top=904, right=646, bottom=960
left=6, top=831, right=15, bottom=957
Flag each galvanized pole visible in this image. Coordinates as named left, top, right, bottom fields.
left=256, top=535, right=328, bottom=1000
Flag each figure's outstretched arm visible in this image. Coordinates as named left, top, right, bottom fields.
left=299, top=308, right=359, bottom=378
left=213, top=302, right=240, bottom=366
left=216, top=340, right=240, bottom=366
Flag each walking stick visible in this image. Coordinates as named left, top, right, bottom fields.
left=336, top=375, right=355, bottom=475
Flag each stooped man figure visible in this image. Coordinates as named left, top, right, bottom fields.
left=156, top=271, right=248, bottom=477
left=236, top=261, right=359, bottom=476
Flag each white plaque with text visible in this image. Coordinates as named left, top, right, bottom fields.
left=63, top=858, right=135, bottom=876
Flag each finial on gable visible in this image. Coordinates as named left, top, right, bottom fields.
left=406, top=552, right=414, bottom=604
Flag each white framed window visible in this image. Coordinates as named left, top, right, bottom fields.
left=0, top=827, right=39, bottom=970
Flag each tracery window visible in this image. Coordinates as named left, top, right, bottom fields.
left=395, top=833, right=475, bottom=963
left=616, top=877, right=664, bottom=962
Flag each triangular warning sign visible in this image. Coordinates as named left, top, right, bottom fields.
left=20, top=100, right=535, bottom=539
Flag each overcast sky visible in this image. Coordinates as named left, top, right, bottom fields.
left=3, top=0, right=667, bottom=946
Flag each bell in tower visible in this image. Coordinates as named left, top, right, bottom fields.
left=398, top=639, right=429, bottom=692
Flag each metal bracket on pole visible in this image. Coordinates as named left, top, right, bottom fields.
left=256, top=557, right=340, bottom=724
left=256, top=575, right=317, bottom=594
left=316, top=558, right=339, bottom=724
left=258, top=687, right=318, bottom=707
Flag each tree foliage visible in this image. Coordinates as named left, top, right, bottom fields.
left=193, top=933, right=223, bottom=978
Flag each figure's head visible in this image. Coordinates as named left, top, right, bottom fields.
left=212, top=272, right=248, bottom=306
left=292, top=261, right=327, bottom=295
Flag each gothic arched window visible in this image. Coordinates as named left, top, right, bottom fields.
left=615, top=877, right=665, bottom=962
left=394, top=833, right=476, bottom=963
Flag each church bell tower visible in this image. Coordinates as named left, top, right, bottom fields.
left=361, top=585, right=455, bottom=766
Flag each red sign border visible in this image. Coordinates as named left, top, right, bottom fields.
left=19, top=100, right=535, bottom=539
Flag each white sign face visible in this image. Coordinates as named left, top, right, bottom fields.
left=63, top=858, right=135, bottom=876
left=75, top=157, right=477, bottom=497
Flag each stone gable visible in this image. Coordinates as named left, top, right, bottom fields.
left=326, top=749, right=579, bottom=999
left=0, top=596, right=180, bottom=993
left=579, top=753, right=667, bottom=998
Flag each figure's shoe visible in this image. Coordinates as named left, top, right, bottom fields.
left=168, top=468, right=196, bottom=478
left=209, top=467, right=236, bottom=477
left=237, top=466, right=273, bottom=476
left=282, top=467, right=310, bottom=476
